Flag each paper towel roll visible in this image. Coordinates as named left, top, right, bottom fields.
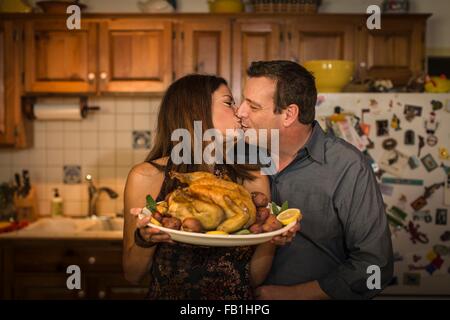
left=33, top=99, right=83, bottom=121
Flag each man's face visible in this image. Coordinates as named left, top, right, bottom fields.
left=236, top=77, right=283, bottom=134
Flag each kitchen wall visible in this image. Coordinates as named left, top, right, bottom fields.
left=0, top=97, right=160, bottom=217
left=77, top=0, right=450, bottom=56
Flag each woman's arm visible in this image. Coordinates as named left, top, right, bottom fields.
left=243, top=172, right=276, bottom=288
left=122, top=162, right=165, bottom=284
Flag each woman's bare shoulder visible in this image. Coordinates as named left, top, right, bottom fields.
left=128, top=157, right=169, bottom=179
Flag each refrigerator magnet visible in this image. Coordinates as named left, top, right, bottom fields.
left=421, top=153, right=438, bottom=172
left=404, top=130, right=415, bottom=145
left=430, top=100, right=443, bottom=111
left=439, top=147, right=449, bottom=160
left=391, top=114, right=401, bottom=131
left=376, top=120, right=389, bottom=136
left=426, top=135, right=438, bottom=147
left=435, top=208, right=448, bottom=225
left=403, top=273, right=421, bottom=286
left=408, top=156, right=420, bottom=170
left=417, top=135, right=425, bottom=157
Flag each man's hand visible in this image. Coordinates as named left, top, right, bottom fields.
left=254, top=285, right=297, bottom=300
left=270, top=221, right=300, bottom=245
left=255, top=281, right=329, bottom=300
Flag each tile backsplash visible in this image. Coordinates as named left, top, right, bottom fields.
left=0, top=97, right=161, bottom=217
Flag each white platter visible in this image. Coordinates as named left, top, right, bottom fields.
left=139, top=206, right=298, bottom=247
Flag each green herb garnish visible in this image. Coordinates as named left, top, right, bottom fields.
left=234, top=229, right=251, bottom=235
left=271, top=202, right=280, bottom=215
left=280, top=201, right=289, bottom=213
left=146, top=194, right=157, bottom=213
left=271, top=201, right=289, bottom=215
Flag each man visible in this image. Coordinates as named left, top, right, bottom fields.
left=236, top=60, right=393, bottom=300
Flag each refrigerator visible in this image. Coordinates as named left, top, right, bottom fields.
left=315, top=93, right=450, bottom=296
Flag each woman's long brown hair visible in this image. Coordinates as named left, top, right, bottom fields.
left=146, top=74, right=258, bottom=194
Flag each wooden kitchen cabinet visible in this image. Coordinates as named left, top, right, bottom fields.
left=24, top=19, right=98, bottom=93
left=13, top=274, right=88, bottom=300
left=356, top=15, right=429, bottom=86
left=98, top=19, right=173, bottom=93
left=0, top=20, right=31, bottom=148
left=176, top=18, right=231, bottom=82
left=285, top=15, right=356, bottom=63
left=3, top=13, right=430, bottom=97
left=231, top=19, right=282, bottom=102
left=0, top=239, right=148, bottom=300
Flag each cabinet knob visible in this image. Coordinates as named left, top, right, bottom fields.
left=100, top=72, right=108, bottom=80
left=77, top=290, right=86, bottom=298
left=88, top=73, right=96, bottom=81
left=88, top=256, right=96, bottom=264
left=360, top=62, right=367, bottom=68
left=98, top=290, right=106, bottom=299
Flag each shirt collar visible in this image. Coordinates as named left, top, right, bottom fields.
left=295, top=120, right=326, bottom=165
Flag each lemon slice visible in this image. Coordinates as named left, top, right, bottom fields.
left=206, top=230, right=229, bottom=235
left=149, top=217, right=162, bottom=226
left=276, top=208, right=302, bottom=225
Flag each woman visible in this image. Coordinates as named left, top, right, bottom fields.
left=123, top=74, right=295, bottom=300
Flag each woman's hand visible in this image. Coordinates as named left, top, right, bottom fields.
left=130, top=208, right=174, bottom=245
left=270, top=221, right=300, bottom=246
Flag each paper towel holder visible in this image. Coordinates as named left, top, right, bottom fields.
left=23, top=97, right=101, bottom=120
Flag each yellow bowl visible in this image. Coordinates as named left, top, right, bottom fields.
left=425, top=77, right=450, bottom=93
left=304, top=60, right=355, bottom=93
left=208, top=0, right=244, bottom=13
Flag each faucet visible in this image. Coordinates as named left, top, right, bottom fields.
left=85, top=174, right=119, bottom=217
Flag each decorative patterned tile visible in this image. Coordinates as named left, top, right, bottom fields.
left=63, top=165, right=82, bottom=184
left=132, top=130, right=151, bottom=149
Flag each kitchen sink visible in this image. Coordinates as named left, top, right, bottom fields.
left=18, top=217, right=124, bottom=235
left=83, top=217, right=124, bottom=232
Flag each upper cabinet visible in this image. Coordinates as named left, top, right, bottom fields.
left=24, top=18, right=173, bottom=94
left=175, top=18, right=231, bottom=82
left=285, top=15, right=356, bottom=63
left=232, top=19, right=282, bottom=102
left=1, top=20, right=31, bottom=148
left=98, top=19, right=173, bottom=93
left=356, top=15, right=428, bottom=86
left=5, top=13, right=429, bottom=96
left=24, top=19, right=97, bottom=93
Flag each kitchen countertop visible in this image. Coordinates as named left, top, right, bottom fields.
left=0, top=217, right=124, bottom=241
left=0, top=230, right=123, bottom=240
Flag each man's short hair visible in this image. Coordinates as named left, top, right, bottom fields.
left=247, top=60, right=317, bottom=124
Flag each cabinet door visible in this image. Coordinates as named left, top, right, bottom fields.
left=231, top=20, right=282, bottom=102
left=0, top=21, right=30, bottom=148
left=24, top=19, right=98, bottom=93
left=357, top=16, right=426, bottom=86
left=0, top=21, right=13, bottom=145
left=286, top=16, right=355, bottom=63
left=13, top=274, right=88, bottom=300
left=91, top=274, right=149, bottom=300
left=177, top=19, right=231, bottom=81
left=98, top=19, right=173, bottom=93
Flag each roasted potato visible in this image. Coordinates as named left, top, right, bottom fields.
left=249, top=223, right=263, bottom=234
left=161, top=216, right=182, bottom=230
left=251, top=192, right=269, bottom=208
left=256, top=207, right=270, bottom=224
left=262, top=215, right=283, bottom=233
left=156, top=202, right=168, bottom=214
left=152, top=211, right=163, bottom=223
left=181, top=217, right=203, bottom=233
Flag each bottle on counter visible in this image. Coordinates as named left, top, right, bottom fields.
left=50, top=188, right=64, bottom=217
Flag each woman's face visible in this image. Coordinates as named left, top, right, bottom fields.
left=211, top=84, right=239, bottom=136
